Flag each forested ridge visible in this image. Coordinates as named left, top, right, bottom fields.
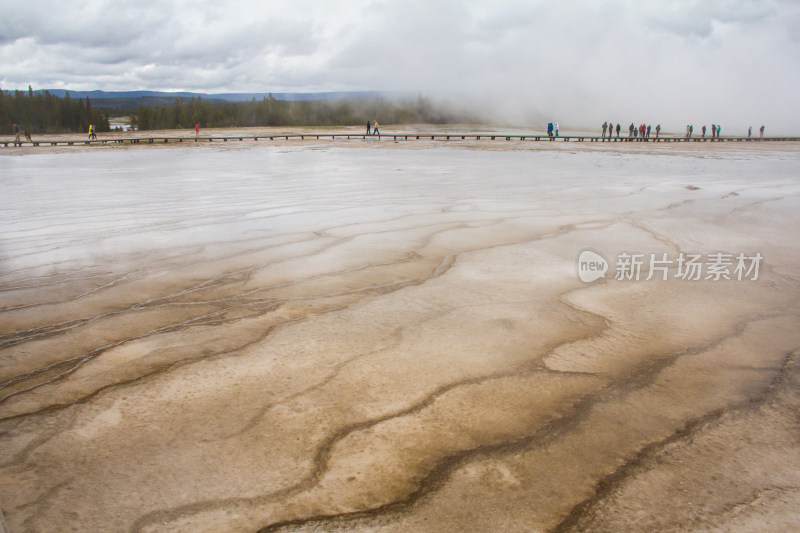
left=134, top=93, right=476, bottom=130
left=1, top=87, right=111, bottom=134
left=2, top=88, right=477, bottom=134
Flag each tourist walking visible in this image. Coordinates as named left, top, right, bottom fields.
left=555, top=122, right=559, bottom=136
left=372, top=120, right=380, bottom=136
left=14, top=123, right=21, bottom=145
left=195, top=123, right=199, bottom=138
left=760, top=125, right=765, bottom=139
left=655, top=124, right=661, bottom=139
left=748, top=126, right=752, bottom=138
left=602, top=122, right=608, bottom=138
left=366, top=121, right=371, bottom=135
left=702, top=125, right=706, bottom=138
left=616, top=123, right=621, bottom=137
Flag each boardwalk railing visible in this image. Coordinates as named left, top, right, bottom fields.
left=2, top=133, right=798, bottom=148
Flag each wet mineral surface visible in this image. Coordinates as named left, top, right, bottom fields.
left=1, top=140, right=799, bottom=532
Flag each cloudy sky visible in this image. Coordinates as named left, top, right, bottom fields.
left=1, top=0, right=799, bottom=133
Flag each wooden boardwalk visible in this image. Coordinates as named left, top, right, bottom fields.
left=2, top=133, right=799, bottom=148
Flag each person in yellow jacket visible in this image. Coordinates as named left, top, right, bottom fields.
left=88, top=124, right=93, bottom=140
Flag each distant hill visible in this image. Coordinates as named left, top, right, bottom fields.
left=1, top=88, right=468, bottom=132
left=23, top=89, right=391, bottom=110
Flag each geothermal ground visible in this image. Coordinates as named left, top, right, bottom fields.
left=1, top=133, right=799, bottom=532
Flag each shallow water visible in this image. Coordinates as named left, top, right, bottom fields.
left=1, top=143, right=799, bottom=532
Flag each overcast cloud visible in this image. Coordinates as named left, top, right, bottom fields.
left=1, top=0, right=799, bottom=133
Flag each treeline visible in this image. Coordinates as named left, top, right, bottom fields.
left=134, top=94, right=477, bottom=130
left=0, top=87, right=110, bottom=135
left=1, top=87, right=479, bottom=134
